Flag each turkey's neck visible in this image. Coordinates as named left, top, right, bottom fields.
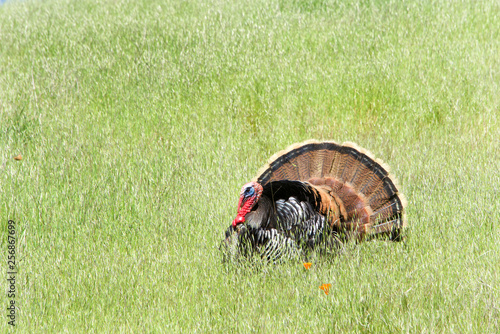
left=244, top=196, right=275, bottom=230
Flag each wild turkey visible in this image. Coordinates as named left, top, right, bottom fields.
left=222, top=140, right=407, bottom=262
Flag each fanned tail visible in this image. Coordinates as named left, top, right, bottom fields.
left=253, top=140, right=407, bottom=240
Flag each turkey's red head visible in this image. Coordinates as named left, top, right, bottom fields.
left=232, top=182, right=263, bottom=227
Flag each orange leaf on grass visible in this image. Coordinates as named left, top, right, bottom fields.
left=13, top=154, right=22, bottom=161
left=303, top=263, right=312, bottom=270
left=319, top=283, right=331, bottom=295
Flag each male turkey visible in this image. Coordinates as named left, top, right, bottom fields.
left=222, top=140, right=407, bottom=262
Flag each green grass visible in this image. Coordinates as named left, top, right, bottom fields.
left=1, top=0, right=499, bottom=332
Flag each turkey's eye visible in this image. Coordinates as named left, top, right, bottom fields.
left=244, top=187, right=255, bottom=197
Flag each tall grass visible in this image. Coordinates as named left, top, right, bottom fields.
left=1, top=0, right=499, bottom=332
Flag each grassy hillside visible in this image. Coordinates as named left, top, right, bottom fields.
left=1, top=0, right=499, bottom=332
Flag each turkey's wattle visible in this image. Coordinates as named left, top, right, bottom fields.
left=222, top=140, right=407, bottom=262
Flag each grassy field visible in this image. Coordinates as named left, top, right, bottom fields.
left=1, top=0, right=499, bottom=332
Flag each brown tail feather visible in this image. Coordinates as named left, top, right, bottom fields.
left=370, top=195, right=404, bottom=220
left=335, top=143, right=366, bottom=183
left=253, top=140, right=407, bottom=239
left=371, top=217, right=403, bottom=236
left=365, top=175, right=400, bottom=211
